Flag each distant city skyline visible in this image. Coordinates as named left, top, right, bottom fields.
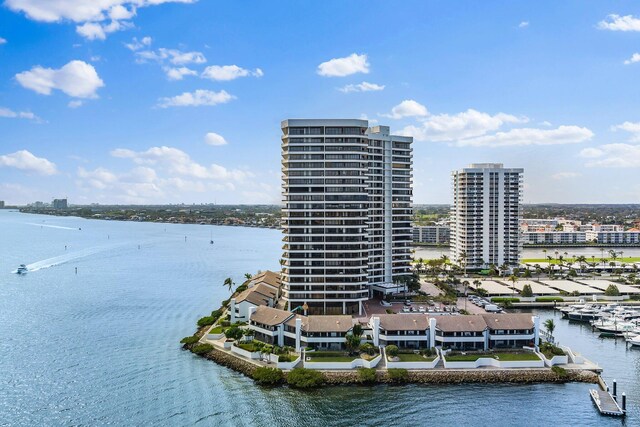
left=1, top=1, right=640, bottom=205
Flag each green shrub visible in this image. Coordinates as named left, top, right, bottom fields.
left=359, top=343, right=376, bottom=356
left=605, top=284, right=620, bottom=296
left=357, top=368, right=377, bottom=384
left=180, top=335, right=199, bottom=345
left=253, top=367, right=284, bottom=386
left=210, top=308, right=223, bottom=320
left=490, top=297, right=520, bottom=303
left=191, top=344, right=213, bottom=355
left=539, top=342, right=565, bottom=359
left=278, top=354, right=294, bottom=362
left=197, top=316, right=216, bottom=327
left=551, top=366, right=567, bottom=377
left=225, top=326, right=244, bottom=340
left=286, top=368, right=324, bottom=389
left=386, top=345, right=399, bottom=357
left=221, top=320, right=231, bottom=327
left=535, top=297, right=564, bottom=302
left=420, top=347, right=436, bottom=357
left=520, top=284, right=533, bottom=297
left=387, top=368, right=408, bottom=382
left=385, top=308, right=395, bottom=314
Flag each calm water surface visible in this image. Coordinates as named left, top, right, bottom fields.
left=0, top=210, right=637, bottom=426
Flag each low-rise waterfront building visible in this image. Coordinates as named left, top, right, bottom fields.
left=247, top=308, right=539, bottom=353
left=230, top=271, right=282, bottom=323
left=412, top=225, right=450, bottom=244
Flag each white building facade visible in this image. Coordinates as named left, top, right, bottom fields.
left=450, top=163, right=523, bottom=269
left=280, top=119, right=412, bottom=315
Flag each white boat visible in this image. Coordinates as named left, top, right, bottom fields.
left=567, top=307, right=600, bottom=322
left=626, top=335, right=640, bottom=347
left=16, top=264, right=28, bottom=275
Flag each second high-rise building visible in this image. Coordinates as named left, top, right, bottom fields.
left=450, top=163, right=523, bottom=270
left=280, top=119, right=413, bottom=315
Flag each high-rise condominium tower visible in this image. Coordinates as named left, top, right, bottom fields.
left=280, top=119, right=413, bottom=315
left=450, top=163, right=523, bottom=270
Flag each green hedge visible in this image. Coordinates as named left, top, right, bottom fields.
left=180, top=335, right=199, bottom=345
left=490, top=297, right=520, bottom=303
left=253, top=367, right=284, bottom=386
left=286, top=368, right=324, bottom=388
left=357, top=368, right=376, bottom=384
left=191, top=344, right=213, bottom=355
left=387, top=368, right=408, bottom=382
left=535, top=297, right=564, bottom=302
left=307, top=351, right=349, bottom=358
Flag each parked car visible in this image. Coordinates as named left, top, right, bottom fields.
left=380, top=300, right=392, bottom=307
left=404, top=300, right=412, bottom=306
left=402, top=306, right=410, bottom=313
left=418, top=306, right=426, bottom=313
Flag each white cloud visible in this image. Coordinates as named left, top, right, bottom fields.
left=68, top=100, right=83, bottom=108
left=581, top=143, right=640, bottom=167
left=382, top=99, right=429, bottom=119
left=5, top=1, right=195, bottom=39
left=339, top=81, right=385, bottom=93
left=400, top=109, right=526, bottom=141
left=164, top=66, right=197, bottom=80
left=0, top=37, right=6, bottom=44
left=204, top=132, right=228, bottom=146
left=597, top=14, right=640, bottom=32
left=0, top=107, right=40, bottom=121
left=624, top=53, right=640, bottom=65
left=110, top=145, right=251, bottom=181
left=136, top=48, right=206, bottom=65
left=317, top=53, right=370, bottom=77
left=518, top=21, right=529, bottom=28
left=455, top=125, right=593, bottom=147
left=76, top=19, right=133, bottom=40
left=125, top=36, right=152, bottom=51
left=201, top=65, right=263, bottom=81
left=157, top=89, right=235, bottom=108
left=612, top=121, right=640, bottom=142
left=0, top=150, right=57, bottom=175
left=15, top=60, right=104, bottom=98
left=551, top=172, right=581, bottom=180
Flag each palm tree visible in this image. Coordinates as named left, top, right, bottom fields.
left=223, top=277, right=234, bottom=292
left=244, top=273, right=252, bottom=281
left=544, top=318, right=556, bottom=340
left=534, top=264, right=542, bottom=280
left=507, top=274, right=518, bottom=297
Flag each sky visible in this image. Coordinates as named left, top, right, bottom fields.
left=1, top=1, right=640, bottom=206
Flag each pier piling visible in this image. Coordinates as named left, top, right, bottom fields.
left=613, top=380, right=617, bottom=400
left=622, top=393, right=626, bottom=414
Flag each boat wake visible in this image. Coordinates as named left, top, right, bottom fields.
left=26, top=223, right=80, bottom=231
left=14, top=243, right=130, bottom=273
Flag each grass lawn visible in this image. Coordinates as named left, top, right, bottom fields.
left=523, top=257, right=640, bottom=264
left=208, top=326, right=225, bottom=334
left=307, top=355, right=357, bottom=363
left=446, top=352, right=540, bottom=362
left=392, top=353, right=437, bottom=362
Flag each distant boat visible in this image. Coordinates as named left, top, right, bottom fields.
left=16, top=264, right=28, bottom=275
left=210, top=229, right=214, bottom=244
left=627, top=335, right=640, bottom=347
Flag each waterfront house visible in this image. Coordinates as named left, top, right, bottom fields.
left=230, top=271, right=282, bottom=323
left=248, top=306, right=295, bottom=347
left=370, top=314, right=431, bottom=349
left=483, top=314, right=538, bottom=349
left=434, top=316, right=488, bottom=350
left=248, top=307, right=353, bottom=351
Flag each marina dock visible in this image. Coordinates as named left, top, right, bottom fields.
left=591, top=378, right=626, bottom=417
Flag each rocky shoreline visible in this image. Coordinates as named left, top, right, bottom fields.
left=182, top=334, right=598, bottom=387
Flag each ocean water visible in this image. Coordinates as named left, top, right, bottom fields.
left=0, top=210, right=637, bottom=426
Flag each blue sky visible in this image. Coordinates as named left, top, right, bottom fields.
left=1, top=1, right=640, bottom=205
